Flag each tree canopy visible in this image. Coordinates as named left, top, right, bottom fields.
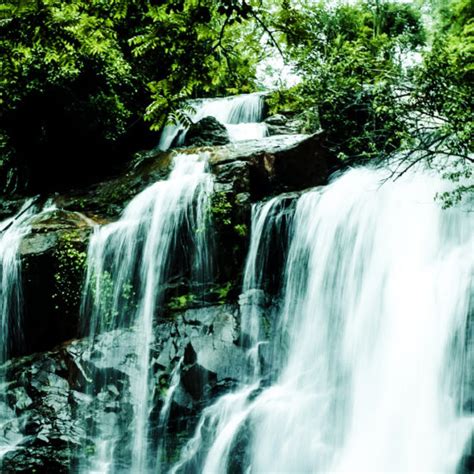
left=0, top=0, right=472, bottom=204
left=0, top=0, right=264, bottom=191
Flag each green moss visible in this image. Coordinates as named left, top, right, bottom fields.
left=212, top=282, right=233, bottom=305
left=211, top=192, right=248, bottom=239
left=261, top=312, right=271, bottom=338
left=52, top=230, right=87, bottom=314
left=210, top=191, right=233, bottom=226
left=167, top=294, right=196, bottom=312
left=233, top=223, right=248, bottom=237
left=89, top=270, right=137, bottom=327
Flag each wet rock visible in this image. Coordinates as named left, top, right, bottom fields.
left=184, top=116, right=230, bottom=147
left=17, top=210, right=94, bottom=358
left=3, top=133, right=338, bottom=360
left=264, top=114, right=303, bottom=136
left=55, top=149, right=174, bottom=220
left=0, top=198, right=26, bottom=222
left=209, top=132, right=337, bottom=199
left=0, top=303, right=243, bottom=472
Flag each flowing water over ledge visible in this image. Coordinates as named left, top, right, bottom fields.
left=171, top=165, right=474, bottom=473
left=79, top=153, right=214, bottom=473
left=0, top=200, right=37, bottom=460
left=158, top=93, right=267, bottom=151
left=0, top=134, right=472, bottom=472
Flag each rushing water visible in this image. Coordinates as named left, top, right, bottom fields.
left=172, top=165, right=474, bottom=473
left=80, top=153, right=214, bottom=473
left=0, top=200, right=38, bottom=459
left=158, top=93, right=267, bottom=151
left=0, top=200, right=37, bottom=364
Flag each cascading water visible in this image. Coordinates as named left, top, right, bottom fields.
left=239, top=196, right=296, bottom=378
left=79, top=153, right=214, bottom=474
left=172, top=165, right=473, bottom=473
left=0, top=200, right=37, bottom=459
left=171, top=195, right=295, bottom=473
left=158, top=93, right=267, bottom=151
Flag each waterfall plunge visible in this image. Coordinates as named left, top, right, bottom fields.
left=80, top=153, right=213, bottom=474
left=173, top=166, right=473, bottom=473
left=0, top=200, right=37, bottom=459
left=158, top=93, right=267, bottom=151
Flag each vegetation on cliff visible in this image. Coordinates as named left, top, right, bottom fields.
left=0, top=0, right=472, bottom=201
left=269, top=0, right=472, bottom=204
left=0, top=0, right=265, bottom=191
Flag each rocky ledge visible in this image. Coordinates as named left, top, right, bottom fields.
left=0, top=132, right=338, bottom=360
left=0, top=304, right=247, bottom=473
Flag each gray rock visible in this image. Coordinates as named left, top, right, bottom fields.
left=184, top=116, right=230, bottom=147
left=0, top=303, right=246, bottom=472
left=264, top=114, right=304, bottom=136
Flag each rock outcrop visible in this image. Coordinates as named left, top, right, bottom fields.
left=0, top=133, right=338, bottom=361
left=183, top=116, right=230, bottom=147
left=0, top=304, right=244, bottom=472
left=264, top=114, right=303, bottom=136
left=18, top=209, right=94, bottom=358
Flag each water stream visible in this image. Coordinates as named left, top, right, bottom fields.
left=158, top=93, right=267, bottom=151
left=172, top=165, right=474, bottom=473
left=0, top=200, right=38, bottom=459
left=80, top=153, right=214, bottom=473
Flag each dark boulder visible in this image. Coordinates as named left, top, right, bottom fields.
left=209, top=131, right=339, bottom=199
left=0, top=303, right=244, bottom=472
left=264, top=114, right=303, bottom=136
left=18, top=209, right=94, bottom=358
left=184, top=116, right=230, bottom=147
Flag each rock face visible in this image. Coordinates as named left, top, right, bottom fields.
left=184, top=116, right=230, bottom=147
left=18, top=209, right=94, bottom=358
left=264, top=114, right=304, bottom=136
left=0, top=128, right=340, bottom=472
left=0, top=304, right=244, bottom=472
left=3, top=132, right=337, bottom=361
left=209, top=132, right=337, bottom=199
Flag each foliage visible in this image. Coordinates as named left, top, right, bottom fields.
left=265, top=85, right=304, bottom=116
left=52, top=230, right=87, bottom=314
left=402, top=0, right=473, bottom=206
left=136, top=0, right=265, bottom=131
left=0, top=0, right=139, bottom=190
left=167, top=293, right=196, bottom=312
left=274, top=0, right=426, bottom=162
left=212, top=281, right=233, bottom=304
left=0, top=0, right=264, bottom=192
left=210, top=191, right=233, bottom=226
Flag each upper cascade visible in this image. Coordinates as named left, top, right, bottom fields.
left=158, top=92, right=268, bottom=151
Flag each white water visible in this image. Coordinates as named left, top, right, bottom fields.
left=172, top=165, right=474, bottom=473
left=80, top=153, right=214, bottom=474
left=239, top=197, right=294, bottom=378
left=0, top=199, right=37, bottom=460
left=172, top=195, right=293, bottom=472
left=155, top=357, right=183, bottom=473
left=158, top=93, right=267, bottom=151
left=0, top=200, right=36, bottom=363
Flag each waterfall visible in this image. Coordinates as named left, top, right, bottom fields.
left=0, top=199, right=37, bottom=459
left=172, top=195, right=295, bottom=472
left=80, top=152, right=214, bottom=474
left=239, top=196, right=296, bottom=378
left=158, top=93, right=267, bottom=151
left=0, top=200, right=36, bottom=364
left=172, top=165, right=473, bottom=473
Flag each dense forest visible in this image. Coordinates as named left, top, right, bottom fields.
left=1, top=0, right=472, bottom=204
